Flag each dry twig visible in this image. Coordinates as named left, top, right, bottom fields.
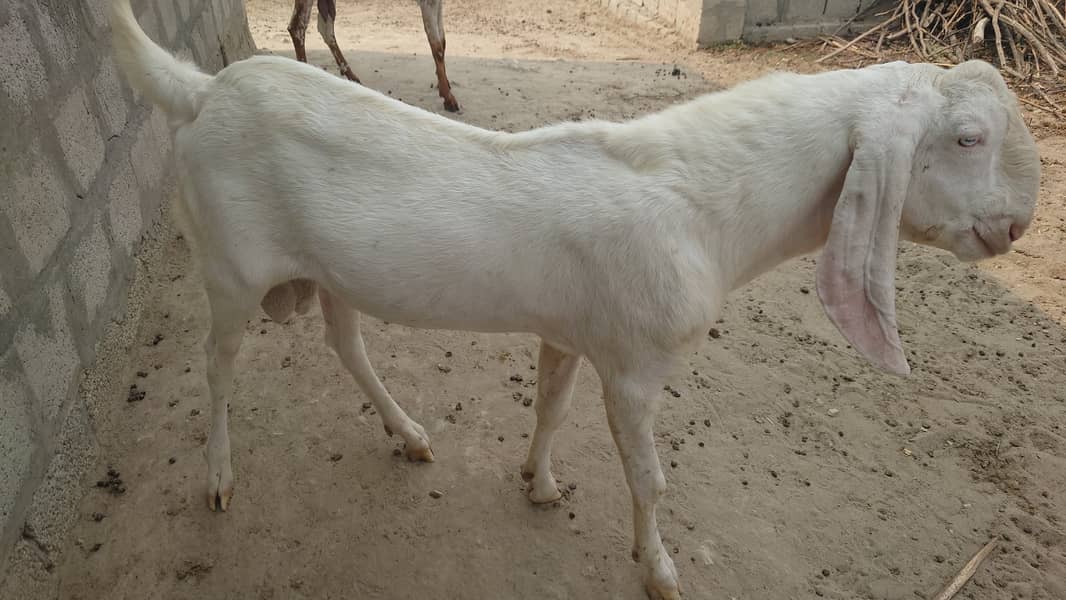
left=931, top=540, right=997, bottom=600
left=812, top=0, right=1066, bottom=118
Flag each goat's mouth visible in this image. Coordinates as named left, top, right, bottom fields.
left=972, top=222, right=1007, bottom=257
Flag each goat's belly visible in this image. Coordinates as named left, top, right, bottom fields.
left=322, top=271, right=538, bottom=334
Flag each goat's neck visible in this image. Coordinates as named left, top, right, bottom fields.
left=648, top=86, right=865, bottom=294
left=652, top=124, right=844, bottom=294
left=708, top=171, right=842, bottom=293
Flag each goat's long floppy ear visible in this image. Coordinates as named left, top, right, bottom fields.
left=816, top=134, right=915, bottom=376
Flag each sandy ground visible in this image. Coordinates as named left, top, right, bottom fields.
left=55, top=1, right=1066, bottom=599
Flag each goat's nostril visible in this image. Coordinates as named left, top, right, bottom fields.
left=1009, top=223, right=1025, bottom=242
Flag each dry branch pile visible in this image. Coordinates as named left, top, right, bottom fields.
left=814, top=1, right=1066, bottom=118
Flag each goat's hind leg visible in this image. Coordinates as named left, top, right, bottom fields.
left=418, top=0, right=459, bottom=112
left=203, top=282, right=257, bottom=512
left=319, top=289, right=432, bottom=461
left=288, top=0, right=313, bottom=63
left=521, top=340, right=580, bottom=503
left=317, top=0, right=360, bottom=82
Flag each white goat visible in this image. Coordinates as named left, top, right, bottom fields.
left=109, top=0, right=1039, bottom=597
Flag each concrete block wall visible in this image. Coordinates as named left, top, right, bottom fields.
left=601, top=0, right=885, bottom=46
left=0, top=0, right=254, bottom=593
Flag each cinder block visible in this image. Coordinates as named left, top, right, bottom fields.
left=0, top=275, right=11, bottom=318
left=15, top=283, right=79, bottom=425
left=745, top=0, right=780, bottom=26
left=33, top=4, right=79, bottom=73
left=148, top=105, right=172, bottom=160
left=54, top=87, right=105, bottom=192
left=0, top=367, right=34, bottom=531
left=0, top=13, right=48, bottom=113
left=70, top=218, right=112, bottom=324
left=784, top=0, right=830, bottom=22
left=9, top=144, right=72, bottom=275
left=198, top=3, right=221, bottom=69
left=698, top=0, right=747, bottom=45
left=23, top=400, right=97, bottom=554
left=83, top=0, right=110, bottom=30
left=92, top=57, right=129, bottom=138
left=129, top=117, right=164, bottom=192
left=175, top=0, right=193, bottom=22
left=824, top=0, right=866, bottom=19
left=138, top=5, right=162, bottom=46
left=158, top=0, right=179, bottom=44
left=107, top=157, right=142, bottom=252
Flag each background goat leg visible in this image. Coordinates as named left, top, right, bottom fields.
left=317, top=0, right=361, bottom=82
left=419, top=0, right=459, bottom=111
left=287, top=0, right=313, bottom=63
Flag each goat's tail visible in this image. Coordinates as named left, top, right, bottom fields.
left=109, top=0, right=211, bottom=123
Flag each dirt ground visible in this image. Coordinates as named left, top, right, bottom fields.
left=55, top=1, right=1065, bottom=599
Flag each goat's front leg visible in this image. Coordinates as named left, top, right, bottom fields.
left=203, top=288, right=252, bottom=512
left=604, top=375, right=681, bottom=600
left=288, top=0, right=313, bottom=63
left=418, top=0, right=459, bottom=112
left=317, top=0, right=360, bottom=82
left=319, top=290, right=432, bottom=461
left=521, top=340, right=580, bottom=503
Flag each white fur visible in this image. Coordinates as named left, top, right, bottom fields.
left=110, top=1, right=1039, bottom=597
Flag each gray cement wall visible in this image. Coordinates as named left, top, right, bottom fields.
left=0, top=0, right=254, bottom=593
left=602, top=0, right=885, bottom=45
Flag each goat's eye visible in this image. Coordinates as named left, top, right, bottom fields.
left=958, top=136, right=980, bottom=147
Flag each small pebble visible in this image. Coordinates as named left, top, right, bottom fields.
left=136, top=370, right=148, bottom=378
left=670, top=460, right=678, bottom=468
left=827, top=408, right=840, bottom=417
left=429, top=490, right=444, bottom=499
left=91, top=512, right=105, bottom=522
left=437, top=364, right=452, bottom=373
left=393, top=448, right=402, bottom=456
left=330, top=453, right=343, bottom=462
left=168, top=457, right=176, bottom=464
left=708, top=328, right=721, bottom=339
left=498, top=435, right=505, bottom=442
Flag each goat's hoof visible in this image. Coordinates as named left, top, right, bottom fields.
left=443, top=97, right=460, bottom=113
left=404, top=444, right=435, bottom=462
left=644, top=582, right=681, bottom=600
left=526, top=473, right=562, bottom=504
left=206, top=463, right=234, bottom=512
left=207, top=483, right=233, bottom=512
left=527, top=485, right=562, bottom=504
left=643, top=551, right=682, bottom=600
